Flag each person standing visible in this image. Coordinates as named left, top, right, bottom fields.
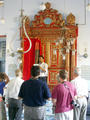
left=6, top=69, right=24, bottom=120
left=18, top=65, right=51, bottom=120
left=52, top=70, right=77, bottom=120
left=39, top=55, right=48, bottom=83
left=71, top=67, right=88, bottom=120
left=0, top=72, right=9, bottom=120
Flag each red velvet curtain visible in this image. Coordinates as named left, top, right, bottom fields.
left=23, top=38, right=42, bottom=80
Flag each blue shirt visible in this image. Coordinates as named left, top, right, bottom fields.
left=18, top=78, right=51, bottom=107
left=0, top=81, right=5, bottom=95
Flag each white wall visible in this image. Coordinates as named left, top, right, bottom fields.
left=0, top=0, right=90, bottom=79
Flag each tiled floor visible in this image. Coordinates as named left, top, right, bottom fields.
left=6, top=100, right=90, bottom=120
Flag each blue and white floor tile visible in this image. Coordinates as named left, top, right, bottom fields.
left=44, top=100, right=55, bottom=120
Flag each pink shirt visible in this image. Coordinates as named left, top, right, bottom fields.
left=52, top=81, right=77, bottom=113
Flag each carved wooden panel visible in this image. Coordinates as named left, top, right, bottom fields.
left=48, top=70, right=58, bottom=85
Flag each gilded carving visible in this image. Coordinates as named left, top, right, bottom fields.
left=31, top=2, right=65, bottom=28
left=66, top=13, right=75, bottom=25
left=56, top=14, right=65, bottom=27
left=45, top=2, right=51, bottom=9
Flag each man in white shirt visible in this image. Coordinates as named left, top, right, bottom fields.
left=6, top=69, right=24, bottom=120
left=71, top=67, right=88, bottom=120
left=39, top=55, right=48, bottom=83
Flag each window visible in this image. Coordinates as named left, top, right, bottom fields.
left=81, top=65, right=90, bottom=91
left=0, top=35, right=6, bottom=72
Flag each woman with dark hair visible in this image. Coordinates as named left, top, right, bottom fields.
left=0, top=72, right=9, bottom=120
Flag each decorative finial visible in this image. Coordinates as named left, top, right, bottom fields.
left=45, top=2, right=51, bottom=9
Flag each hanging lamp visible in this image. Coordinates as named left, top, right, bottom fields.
left=87, top=0, right=90, bottom=11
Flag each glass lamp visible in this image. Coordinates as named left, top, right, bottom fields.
left=40, top=2, right=46, bottom=10
left=0, top=3, right=5, bottom=24
left=83, top=48, right=88, bottom=58
left=87, top=0, right=90, bottom=11
left=1, top=17, right=5, bottom=24
left=0, top=0, right=4, bottom=6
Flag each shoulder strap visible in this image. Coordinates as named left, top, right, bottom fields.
left=63, top=83, right=73, bottom=99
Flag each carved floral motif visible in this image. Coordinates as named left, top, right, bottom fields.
left=32, top=2, right=65, bottom=28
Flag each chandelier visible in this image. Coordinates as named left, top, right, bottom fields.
left=54, top=36, right=76, bottom=60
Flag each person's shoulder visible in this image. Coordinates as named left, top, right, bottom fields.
left=23, top=79, right=29, bottom=84
left=17, top=79, right=24, bottom=86
left=23, top=79, right=32, bottom=84
left=20, top=80, right=27, bottom=88
left=20, top=78, right=24, bottom=81
left=0, top=81, right=5, bottom=85
left=66, top=81, right=75, bottom=87
left=71, top=79, right=76, bottom=83
left=54, top=84, right=61, bottom=89
left=17, top=77, right=24, bottom=82
left=8, top=79, right=15, bottom=84
left=7, top=78, right=17, bottom=87
left=52, top=84, right=62, bottom=92
left=81, top=77, right=87, bottom=81
left=81, top=78, right=88, bottom=84
left=39, top=80, right=47, bottom=85
left=75, top=76, right=86, bottom=83
left=45, top=62, right=48, bottom=66
left=66, top=81, right=72, bottom=85
left=42, top=62, right=48, bottom=66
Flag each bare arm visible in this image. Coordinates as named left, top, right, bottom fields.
left=18, top=97, right=23, bottom=100
left=47, top=97, right=52, bottom=101
left=52, top=98, right=57, bottom=106
left=40, top=66, right=46, bottom=72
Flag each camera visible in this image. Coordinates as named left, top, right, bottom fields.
left=71, top=100, right=80, bottom=108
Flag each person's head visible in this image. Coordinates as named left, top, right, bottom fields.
left=15, top=69, right=22, bottom=78
left=58, top=70, right=68, bottom=83
left=0, top=72, right=5, bottom=82
left=31, top=65, right=40, bottom=77
left=73, top=67, right=80, bottom=78
left=39, top=55, right=44, bottom=63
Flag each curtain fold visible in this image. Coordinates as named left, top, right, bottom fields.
left=23, top=38, right=42, bottom=80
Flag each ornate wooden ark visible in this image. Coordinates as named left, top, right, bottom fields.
left=21, top=2, right=78, bottom=91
